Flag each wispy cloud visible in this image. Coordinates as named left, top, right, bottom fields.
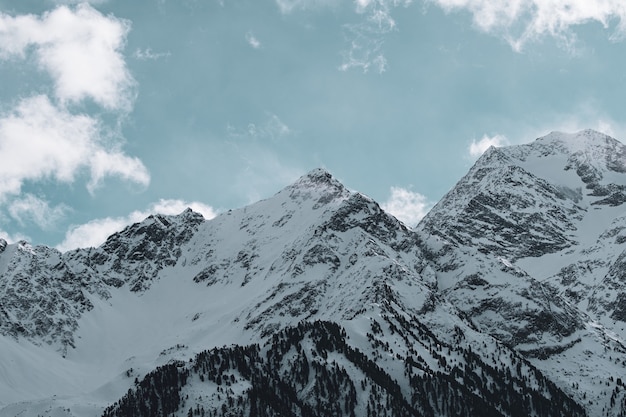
left=227, top=113, right=292, bottom=141
left=340, top=0, right=411, bottom=73
left=51, top=0, right=110, bottom=4
left=133, top=47, right=171, bottom=60
left=381, top=186, right=432, bottom=227
left=0, top=4, right=135, bottom=110
left=0, top=95, right=149, bottom=200
left=8, top=194, right=69, bottom=231
left=225, top=114, right=300, bottom=203
left=274, top=0, right=409, bottom=73
left=339, top=28, right=388, bottom=73
left=274, top=0, right=339, bottom=14
left=56, top=199, right=217, bottom=251
left=233, top=147, right=302, bottom=204
left=469, top=134, right=510, bottom=158
left=427, top=0, right=626, bottom=51
left=245, top=31, right=262, bottom=49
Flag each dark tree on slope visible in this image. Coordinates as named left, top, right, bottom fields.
left=102, top=321, right=586, bottom=417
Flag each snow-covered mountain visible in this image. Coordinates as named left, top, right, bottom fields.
left=418, top=129, right=626, bottom=415
left=2, top=131, right=626, bottom=416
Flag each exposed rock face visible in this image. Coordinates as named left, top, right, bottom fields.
left=0, top=242, right=92, bottom=353
left=66, top=208, right=206, bottom=292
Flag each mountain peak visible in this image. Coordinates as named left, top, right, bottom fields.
left=534, top=129, right=620, bottom=153
left=293, top=168, right=344, bottom=189
left=145, top=207, right=205, bottom=227
left=470, top=129, right=626, bottom=190
left=419, top=129, right=626, bottom=259
left=277, top=168, right=351, bottom=209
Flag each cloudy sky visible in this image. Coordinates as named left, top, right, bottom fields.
left=1, top=0, right=625, bottom=250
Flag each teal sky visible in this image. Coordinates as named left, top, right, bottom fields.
left=1, top=0, right=626, bottom=249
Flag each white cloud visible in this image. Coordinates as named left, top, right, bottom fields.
left=381, top=186, right=432, bottom=227
left=273, top=0, right=409, bottom=72
left=57, top=216, right=131, bottom=252
left=51, top=0, right=110, bottom=4
left=227, top=113, right=292, bottom=141
left=0, top=229, right=30, bottom=244
left=245, top=31, right=262, bottom=49
left=428, top=0, right=626, bottom=51
left=274, top=0, right=339, bottom=14
left=0, top=4, right=153, bottom=243
left=150, top=199, right=218, bottom=220
left=339, top=34, right=388, bottom=73
left=56, top=199, right=218, bottom=251
left=340, top=0, right=412, bottom=73
left=8, top=194, right=69, bottom=230
left=0, top=95, right=150, bottom=199
left=133, top=47, right=171, bottom=60
left=469, top=134, right=510, bottom=158
left=355, top=0, right=373, bottom=11
left=264, top=114, right=291, bottom=138
left=87, top=146, right=151, bottom=193
left=0, top=4, right=134, bottom=110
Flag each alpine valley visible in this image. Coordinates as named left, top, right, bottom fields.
left=2, top=129, right=626, bottom=417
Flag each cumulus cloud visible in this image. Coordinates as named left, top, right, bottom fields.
left=0, top=4, right=134, bottom=110
left=0, top=5, right=149, bottom=205
left=469, top=134, right=510, bottom=158
left=427, top=0, right=626, bottom=51
left=56, top=199, right=218, bottom=251
left=8, top=194, right=69, bottom=230
left=0, top=95, right=149, bottom=200
left=0, top=4, right=154, bottom=244
left=381, top=186, right=432, bottom=228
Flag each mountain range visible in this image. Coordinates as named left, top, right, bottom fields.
left=1, top=129, right=626, bottom=416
